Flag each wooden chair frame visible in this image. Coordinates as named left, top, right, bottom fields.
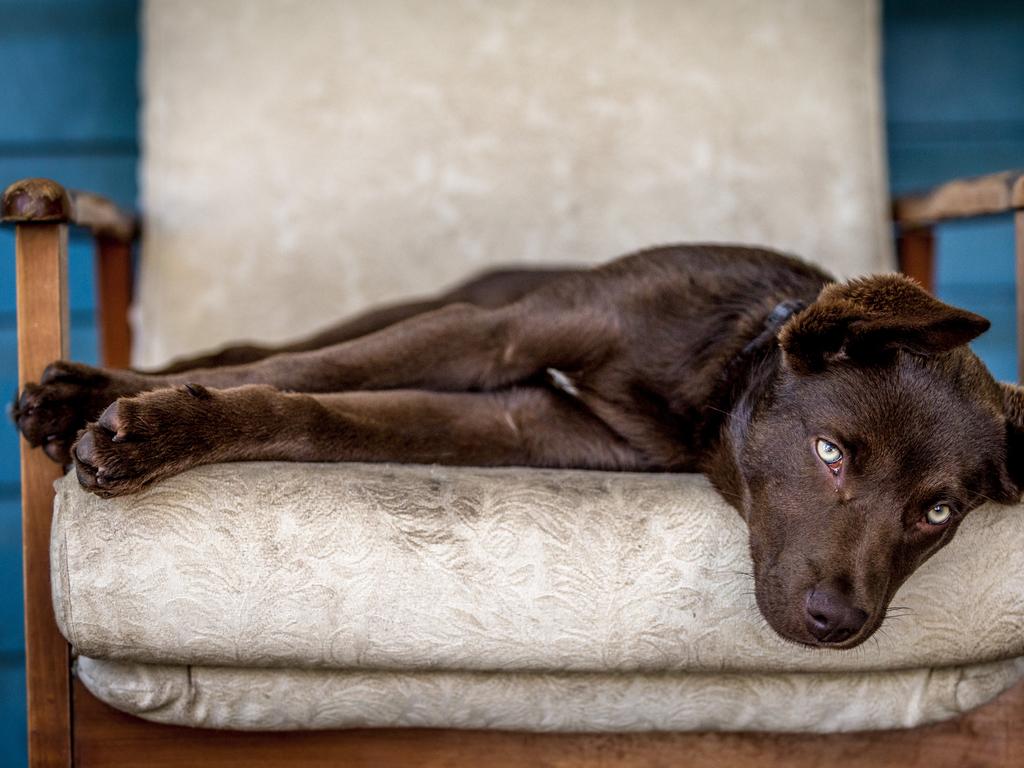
left=3, top=172, right=1024, bottom=767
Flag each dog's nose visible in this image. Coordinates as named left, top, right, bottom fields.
left=804, top=587, right=868, bottom=644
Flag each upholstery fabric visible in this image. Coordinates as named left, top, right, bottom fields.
left=75, top=656, right=1024, bottom=733
left=137, top=0, right=891, bottom=367
left=52, top=463, right=1024, bottom=674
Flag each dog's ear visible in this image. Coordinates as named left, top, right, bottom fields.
left=778, top=274, right=990, bottom=373
left=998, top=383, right=1024, bottom=501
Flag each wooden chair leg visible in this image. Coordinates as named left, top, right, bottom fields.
left=15, top=223, right=73, bottom=768
left=94, top=235, right=133, bottom=368
left=897, top=226, right=935, bottom=294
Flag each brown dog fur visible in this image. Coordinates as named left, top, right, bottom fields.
left=14, top=244, right=1024, bottom=648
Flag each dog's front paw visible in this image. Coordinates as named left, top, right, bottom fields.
left=72, top=384, right=216, bottom=497
left=13, top=361, right=130, bottom=464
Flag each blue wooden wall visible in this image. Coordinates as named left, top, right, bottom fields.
left=885, top=0, right=1024, bottom=382
left=0, top=1, right=1020, bottom=764
left=0, top=1, right=138, bottom=765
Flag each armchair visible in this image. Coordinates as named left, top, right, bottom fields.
left=5, top=171, right=1024, bottom=768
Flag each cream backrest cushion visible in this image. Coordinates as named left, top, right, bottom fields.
left=136, top=0, right=890, bottom=367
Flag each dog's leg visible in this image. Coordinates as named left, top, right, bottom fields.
left=71, top=385, right=646, bottom=496
left=18, top=287, right=606, bottom=463
left=149, top=268, right=577, bottom=374
left=13, top=300, right=484, bottom=461
left=170, top=302, right=605, bottom=392
left=76, top=300, right=603, bottom=393
left=150, top=299, right=452, bottom=373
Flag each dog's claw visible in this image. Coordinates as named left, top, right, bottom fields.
left=74, top=429, right=96, bottom=466
left=74, top=461, right=92, bottom=488
left=17, top=396, right=35, bottom=417
left=43, top=438, right=66, bottom=464
left=184, top=383, right=210, bottom=399
left=97, top=401, right=125, bottom=441
left=40, top=364, right=65, bottom=385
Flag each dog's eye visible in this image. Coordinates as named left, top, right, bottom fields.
left=926, top=504, right=953, bottom=526
left=815, top=439, right=843, bottom=468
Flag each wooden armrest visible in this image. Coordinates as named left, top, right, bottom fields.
left=2, top=176, right=138, bottom=242
left=893, top=169, right=1024, bottom=229
left=3, top=176, right=135, bottom=368
left=2, top=179, right=74, bottom=766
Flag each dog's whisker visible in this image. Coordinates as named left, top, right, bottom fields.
left=712, top=493, right=745, bottom=505
left=701, top=404, right=734, bottom=418
left=886, top=605, right=914, bottom=616
left=973, top=490, right=1005, bottom=507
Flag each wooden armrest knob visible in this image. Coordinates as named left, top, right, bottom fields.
left=69, top=189, right=138, bottom=242
left=1, top=178, right=72, bottom=224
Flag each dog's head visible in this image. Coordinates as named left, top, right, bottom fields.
left=737, top=274, right=1024, bottom=648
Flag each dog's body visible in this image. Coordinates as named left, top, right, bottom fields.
left=16, top=245, right=1024, bottom=649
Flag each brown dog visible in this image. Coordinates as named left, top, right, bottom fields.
left=14, top=244, right=1024, bottom=649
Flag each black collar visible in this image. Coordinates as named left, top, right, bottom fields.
left=740, top=299, right=807, bottom=356
left=699, top=299, right=808, bottom=448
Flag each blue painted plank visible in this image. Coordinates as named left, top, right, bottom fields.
left=0, top=501, right=24, bottom=654
left=884, top=0, right=1024, bottom=125
left=0, top=0, right=138, bottom=145
left=0, top=153, right=137, bottom=210
left=70, top=324, right=101, bottom=365
left=0, top=661, right=27, bottom=768
left=887, top=141, right=1024, bottom=195
left=0, top=374, right=19, bottom=491
left=934, top=217, right=1017, bottom=287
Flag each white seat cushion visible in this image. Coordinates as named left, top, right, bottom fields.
left=51, top=462, right=1024, bottom=730
left=75, top=656, right=1024, bottom=733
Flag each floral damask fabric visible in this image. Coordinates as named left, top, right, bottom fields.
left=75, top=656, right=1024, bottom=733
left=52, top=462, right=1024, bottom=675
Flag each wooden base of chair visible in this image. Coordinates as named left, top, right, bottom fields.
left=71, top=676, right=1024, bottom=768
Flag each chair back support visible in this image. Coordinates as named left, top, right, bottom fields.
left=136, top=0, right=890, bottom=366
